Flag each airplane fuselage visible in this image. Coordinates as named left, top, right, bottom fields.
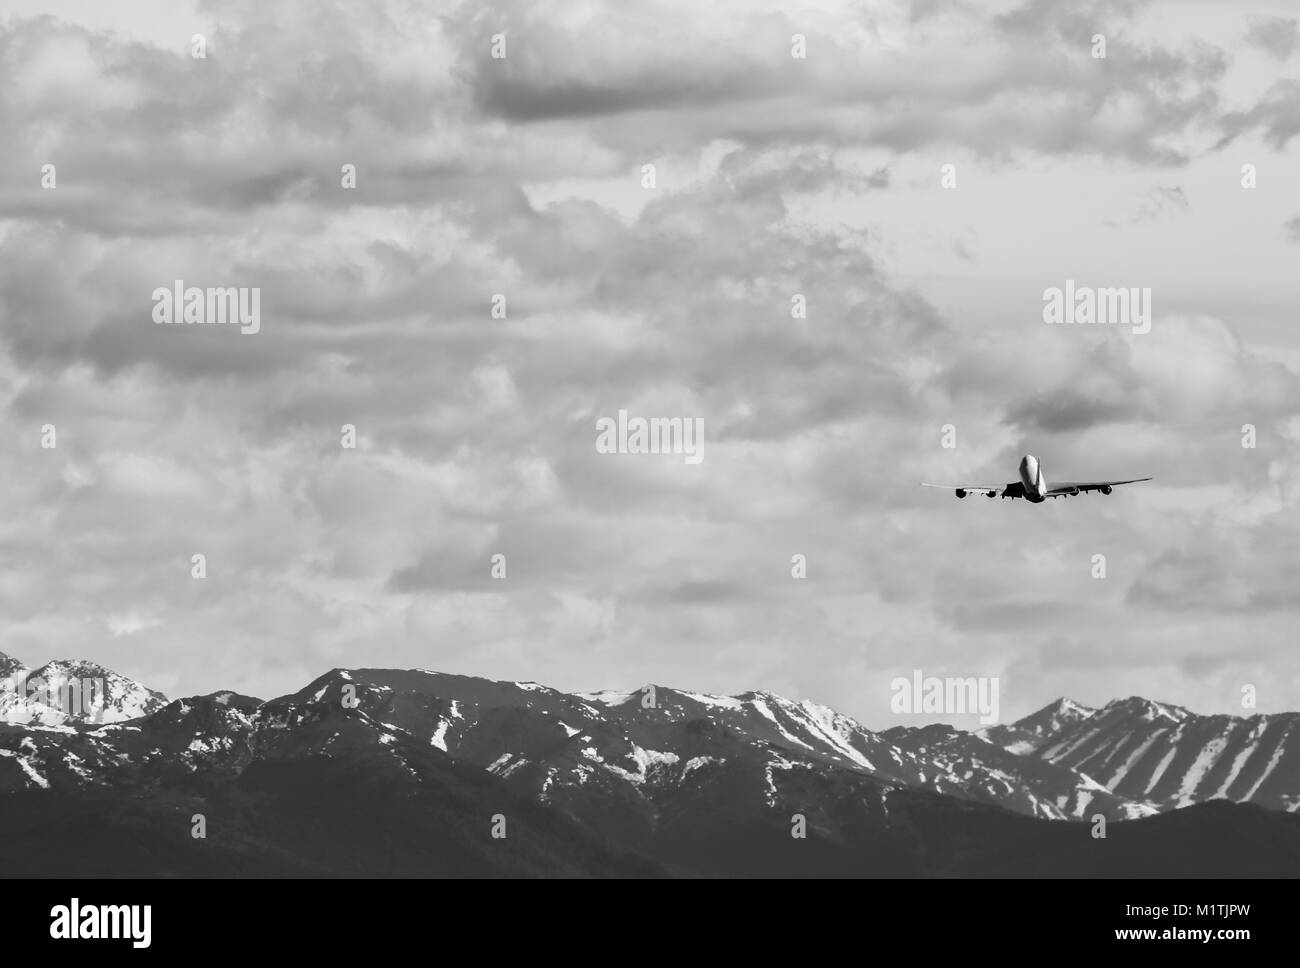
left=1019, top=454, right=1047, bottom=503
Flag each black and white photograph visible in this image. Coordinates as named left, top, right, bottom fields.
left=1, top=0, right=1296, bottom=950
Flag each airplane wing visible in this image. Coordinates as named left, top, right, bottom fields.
left=921, top=481, right=1023, bottom=499
left=1046, top=477, right=1151, bottom=495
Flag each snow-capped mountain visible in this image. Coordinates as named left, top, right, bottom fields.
left=0, top=651, right=24, bottom=682
left=880, top=721, right=1156, bottom=820
left=980, top=696, right=1300, bottom=813
left=2, top=654, right=1299, bottom=873
left=0, top=652, right=168, bottom=726
left=262, top=670, right=1158, bottom=823
left=978, top=697, right=1097, bottom=755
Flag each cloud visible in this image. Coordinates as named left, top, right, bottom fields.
left=1127, top=521, right=1300, bottom=613
left=1121, top=185, right=1190, bottom=224
left=0, top=0, right=1295, bottom=724
left=1215, top=79, right=1300, bottom=150
left=1004, top=391, right=1136, bottom=433
left=1244, top=16, right=1300, bottom=61
left=458, top=0, right=1227, bottom=164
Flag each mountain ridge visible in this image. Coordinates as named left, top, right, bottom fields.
left=3, top=653, right=1298, bottom=875
left=4, top=654, right=1296, bottom=818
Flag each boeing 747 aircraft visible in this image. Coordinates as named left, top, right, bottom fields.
left=922, top=454, right=1151, bottom=502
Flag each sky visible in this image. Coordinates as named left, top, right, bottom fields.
left=1, top=0, right=1298, bottom=729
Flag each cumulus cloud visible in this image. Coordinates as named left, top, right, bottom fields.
left=1215, top=78, right=1300, bottom=149
left=459, top=0, right=1226, bottom=164
left=0, top=0, right=1296, bottom=725
left=1244, top=16, right=1300, bottom=61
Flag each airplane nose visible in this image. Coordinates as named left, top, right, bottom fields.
left=1019, top=455, right=1039, bottom=488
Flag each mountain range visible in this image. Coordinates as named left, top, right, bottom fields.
left=3, top=652, right=1299, bottom=875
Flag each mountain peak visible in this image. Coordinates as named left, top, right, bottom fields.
left=1008, top=696, right=1098, bottom=736
left=30, top=658, right=116, bottom=678
left=1040, top=696, right=1095, bottom=715
left=1, top=656, right=168, bottom=725
left=0, top=651, right=26, bottom=681
left=1102, top=696, right=1192, bottom=723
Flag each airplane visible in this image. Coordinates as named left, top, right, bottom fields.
left=922, top=454, right=1151, bottom=503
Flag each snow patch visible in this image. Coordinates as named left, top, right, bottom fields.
left=577, top=690, right=635, bottom=707
left=683, top=755, right=722, bottom=776
left=1240, top=720, right=1294, bottom=802
left=1174, top=734, right=1230, bottom=806
left=430, top=719, right=450, bottom=751
left=684, top=691, right=744, bottom=710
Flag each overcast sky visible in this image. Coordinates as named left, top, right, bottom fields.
left=1, top=0, right=1298, bottom=729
